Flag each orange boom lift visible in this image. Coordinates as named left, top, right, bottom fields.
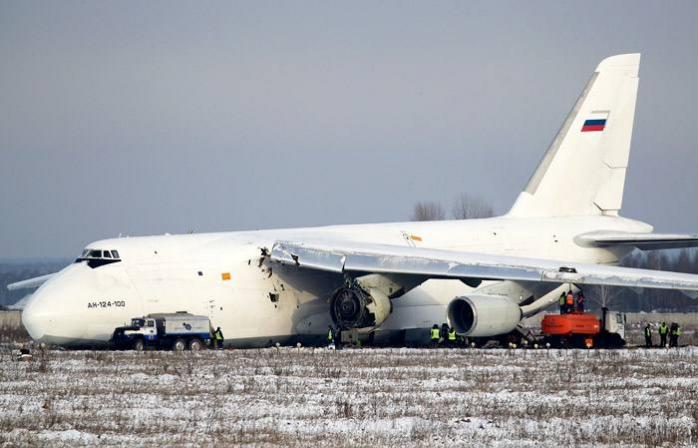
left=541, top=308, right=626, bottom=348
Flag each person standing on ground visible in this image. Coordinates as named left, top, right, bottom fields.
left=669, top=322, right=681, bottom=347
left=447, top=326, right=457, bottom=348
left=440, top=323, right=449, bottom=342
left=644, top=323, right=652, bottom=348
left=212, top=326, right=224, bottom=349
left=559, top=292, right=567, bottom=314
left=658, top=321, right=669, bottom=347
left=430, top=324, right=440, bottom=348
left=334, top=327, right=342, bottom=350
left=327, top=325, right=335, bottom=348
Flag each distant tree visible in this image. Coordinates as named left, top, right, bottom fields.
left=451, top=193, right=495, bottom=220
left=586, top=284, right=623, bottom=309
left=410, top=201, right=445, bottom=221
left=676, top=248, right=698, bottom=274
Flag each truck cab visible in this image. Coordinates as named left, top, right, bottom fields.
left=602, top=308, right=626, bottom=342
left=128, top=318, right=157, bottom=342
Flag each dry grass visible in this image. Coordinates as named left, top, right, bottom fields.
left=0, top=310, right=28, bottom=344
left=1, top=345, right=697, bottom=447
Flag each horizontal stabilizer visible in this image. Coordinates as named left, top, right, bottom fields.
left=579, top=232, right=698, bottom=250
left=7, top=273, right=55, bottom=291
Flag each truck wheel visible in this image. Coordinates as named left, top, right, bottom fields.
left=189, top=338, right=203, bottom=351
left=133, top=339, right=145, bottom=352
left=173, top=338, right=186, bottom=352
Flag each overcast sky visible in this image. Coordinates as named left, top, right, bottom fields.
left=1, top=1, right=697, bottom=258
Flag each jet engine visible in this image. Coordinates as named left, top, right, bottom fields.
left=330, top=282, right=392, bottom=330
left=447, top=295, right=521, bottom=337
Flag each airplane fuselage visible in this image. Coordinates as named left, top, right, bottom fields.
left=22, top=214, right=651, bottom=347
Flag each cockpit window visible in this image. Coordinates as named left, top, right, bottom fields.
left=75, top=247, right=122, bottom=268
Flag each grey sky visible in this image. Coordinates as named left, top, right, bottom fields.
left=1, top=1, right=697, bottom=258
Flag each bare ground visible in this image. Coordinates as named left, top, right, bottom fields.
left=1, top=345, right=697, bottom=447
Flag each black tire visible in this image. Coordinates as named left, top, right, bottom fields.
left=189, top=338, right=203, bottom=351
left=172, top=338, right=186, bottom=352
left=133, top=338, right=145, bottom=352
left=602, top=333, right=625, bottom=348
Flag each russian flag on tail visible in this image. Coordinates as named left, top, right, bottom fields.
left=581, top=111, right=609, bottom=132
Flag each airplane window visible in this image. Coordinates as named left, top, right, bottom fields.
left=89, top=250, right=102, bottom=258
left=104, top=251, right=112, bottom=258
left=111, top=250, right=120, bottom=259
left=82, top=249, right=89, bottom=257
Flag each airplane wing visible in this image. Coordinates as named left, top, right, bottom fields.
left=578, top=232, right=698, bottom=250
left=6, top=273, right=55, bottom=291
left=270, top=240, right=698, bottom=298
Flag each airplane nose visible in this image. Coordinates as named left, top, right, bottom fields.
left=19, top=261, right=136, bottom=346
left=22, top=291, right=51, bottom=341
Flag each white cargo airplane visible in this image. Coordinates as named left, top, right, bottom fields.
left=10, top=53, right=698, bottom=348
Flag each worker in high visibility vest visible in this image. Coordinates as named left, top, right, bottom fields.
left=327, top=326, right=335, bottom=348
left=447, top=327, right=457, bottom=347
left=430, top=324, right=440, bottom=348
left=212, top=327, right=224, bottom=350
left=658, top=322, right=669, bottom=347
left=644, top=323, right=652, bottom=348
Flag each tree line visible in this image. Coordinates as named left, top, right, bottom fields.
left=411, top=193, right=495, bottom=221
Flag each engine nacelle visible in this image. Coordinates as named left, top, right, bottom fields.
left=330, top=283, right=392, bottom=330
left=447, top=295, right=522, bottom=337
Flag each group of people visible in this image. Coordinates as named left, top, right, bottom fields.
left=559, top=290, right=585, bottom=314
left=430, top=323, right=459, bottom=347
left=644, top=321, right=682, bottom=348
left=214, top=317, right=685, bottom=350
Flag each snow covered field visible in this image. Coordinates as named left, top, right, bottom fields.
left=1, top=346, right=697, bottom=447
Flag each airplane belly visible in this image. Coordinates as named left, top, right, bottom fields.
left=380, top=279, right=473, bottom=330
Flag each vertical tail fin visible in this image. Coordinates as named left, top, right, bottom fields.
left=508, top=53, right=640, bottom=217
